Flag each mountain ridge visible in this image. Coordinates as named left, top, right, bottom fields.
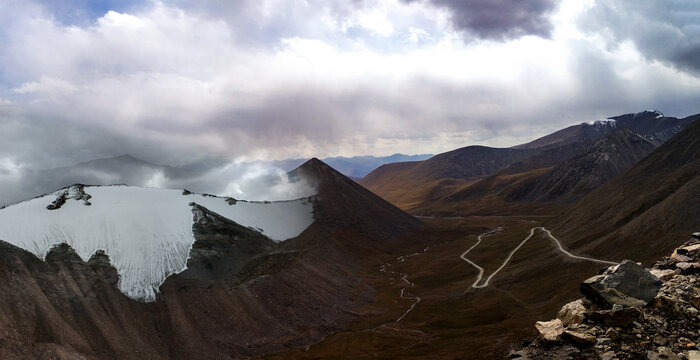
left=503, top=128, right=660, bottom=203
left=549, top=116, right=700, bottom=262
left=361, top=110, right=699, bottom=215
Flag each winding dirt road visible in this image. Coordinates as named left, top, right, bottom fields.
left=459, top=227, right=503, bottom=289
left=461, top=226, right=618, bottom=290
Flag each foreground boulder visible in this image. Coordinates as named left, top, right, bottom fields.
left=510, top=235, right=700, bottom=359
left=580, top=260, right=662, bottom=308
left=557, top=299, right=586, bottom=326
left=535, top=319, right=564, bottom=342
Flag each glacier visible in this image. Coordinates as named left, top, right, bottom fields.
left=0, top=185, right=315, bottom=302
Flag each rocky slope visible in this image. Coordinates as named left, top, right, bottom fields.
left=513, top=110, right=695, bottom=150
left=0, top=159, right=426, bottom=359
left=504, top=128, right=659, bottom=203
left=511, top=234, right=700, bottom=360
left=549, top=113, right=700, bottom=263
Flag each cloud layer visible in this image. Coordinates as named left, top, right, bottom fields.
left=0, top=0, right=698, bottom=197
left=404, top=0, right=561, bottom=40
left=580, top=0, right=700, bottom=74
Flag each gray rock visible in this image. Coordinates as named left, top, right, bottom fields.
left=676, top=262, right=700, bottom=273
left=581, top=260, right=662, bottom=308
left=657, top=347, right=680, bottom=360
left=585, top=307, right=641, bottom=327
left=650, top=269, right=676, bottom=281
left=653, top=335, right=668, bottom=346
left=557, top=299, right=587, bottom=325
left=672, top=253, right=694, bottom=262
left=691, top=295, right=700, bottom=309
left=535, top=319, right=564, bottom=342
left=605, top=327, right=620, bottom=340
left=508, top=349, right=528, bottom=359
left=600, top=351, right=617, bottom=360
left=564, top=329, right=596, bottom=345
left=597, top=337, right=612, bottom=346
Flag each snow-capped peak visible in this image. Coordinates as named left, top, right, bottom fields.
left=0, top=185, right=315, bottom=302
left=642, top=110, right=664, bottom=118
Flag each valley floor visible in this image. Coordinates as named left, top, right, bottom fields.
left=261, top=216, right=620, bottom=359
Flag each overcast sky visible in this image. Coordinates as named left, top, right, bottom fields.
left=0, top=0, right=699, bottom=171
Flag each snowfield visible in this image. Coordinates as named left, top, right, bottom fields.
left=0, top=185, right=315, bottom=302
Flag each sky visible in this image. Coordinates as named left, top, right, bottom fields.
left=0, top=0, right=699, bottom=172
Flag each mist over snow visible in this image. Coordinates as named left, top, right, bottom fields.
left=205, top=162, right=316, bottom=201
left=0, top=156, right=317, bottom=207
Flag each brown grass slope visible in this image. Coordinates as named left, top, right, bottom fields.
left=290, top=158, right=424, bottom=243
left=549, top=117, right=700, bottom=263
left=360, top=146, right=538, bottom=210
left=409, top=167, right=564, bottom=217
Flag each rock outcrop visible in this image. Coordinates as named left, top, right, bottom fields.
left=511, top=235, right=700, bottom=359
left=580, top=260, right=663, bottom=308
left=536, top=319, right=565, bottom=342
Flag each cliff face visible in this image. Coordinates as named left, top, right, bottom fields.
left=511, top=234, right=700, bottom=360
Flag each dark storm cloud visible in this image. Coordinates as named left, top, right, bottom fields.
left=403, top=0, right=560, bottom=40
left=581, top=0, right=700, bottom=74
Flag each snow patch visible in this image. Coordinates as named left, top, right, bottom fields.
left=0, top=185, right=314, bottom=302
left=584, top=118, right=617, bottom=126
left=650, top=110, right=664, bottom=118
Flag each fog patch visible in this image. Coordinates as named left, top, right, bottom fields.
left=0, top=156, right=317, bottom=207
left=145, top=170, right=167, bottom=189
left=201, top=161, right=316, bottom=201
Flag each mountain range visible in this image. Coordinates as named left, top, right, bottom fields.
left=361, top=110, right=699, bottom=214
left=0, top=109, right=697, bottom=359
left=270, top=153, right=433, bottom=179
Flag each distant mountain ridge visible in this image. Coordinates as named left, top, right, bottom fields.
left=269, top=153, right=433, bottom=178
left=504, top=128, right=660, bottom=203
left=513, top=110, right=692, bottom=150
left=549, top=116, right=700, bottom=262
left=361, top=110, right=699, bottom=214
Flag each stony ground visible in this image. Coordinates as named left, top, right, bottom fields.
left=511, top=236, right=700, bottom=360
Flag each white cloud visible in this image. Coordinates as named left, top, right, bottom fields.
left=409, top=27, right=429, bottom=42
left=357, top=10, right=395, bottom=36
left=0, top=0, right=697, bottom=168
left=13, top=76, right=78, bottom=96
